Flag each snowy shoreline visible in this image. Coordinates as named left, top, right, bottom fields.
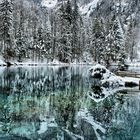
left=0, top=59, right=140, bottom=86
left=0, top=59, right=95, bottom=67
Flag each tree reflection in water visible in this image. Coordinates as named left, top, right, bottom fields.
left=0, top=66, right=140, bottom=140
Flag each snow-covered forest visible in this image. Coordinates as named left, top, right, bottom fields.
left=0, top=0, right=140, bottom=64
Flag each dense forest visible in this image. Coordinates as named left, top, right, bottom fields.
left=0, top=0, right=140, bottom=65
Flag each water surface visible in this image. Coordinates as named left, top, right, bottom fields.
left=0, top=66, right=140, bottom=140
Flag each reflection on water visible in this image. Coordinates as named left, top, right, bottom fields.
left=0, top=66, right=140, bottom=140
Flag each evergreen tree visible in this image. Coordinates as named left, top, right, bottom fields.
left=15, top=7, right=26, bottom=62
left=37, top=26, right=45, bottom=61
left=72, top=0, right=81, bottom=62
left=65, top=0, right=72, bottom=24
left=106, top=16, right=125, bottom=64
left=125, top=20, right=137, bottom=62
left=91, top=17, right=105, bottom=63
left=44, top=19, right=52, bottom=61
left=56, top=2, right=73, bottom=63
left=31, top=15, right=38, bottom=62
left=0, top=0, right=14, bottom=61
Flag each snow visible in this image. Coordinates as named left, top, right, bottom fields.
left=89, top=64, right=140, bottom=88
left=48, top=59, right=67, bottom=65
left=122, top=77, right=140, bottom=85
left=0, top=57, right=6, bottom=66
left=13, top=59, right=67, bottom=66
left=38, top=121, right=48, bottom=134
left=77, top=108, right=106, bottom=140
left=41, top=0, right=57, bottom=9
left=128, top=62, right=140, bottom=67
left=14, top=60, right=46, bottom=66
left=70, top=59, right=94, bottom=65
left=37, top=119, right=57, bottom=134
left=37, top=116, right=57, bottom=134
left=1, top=59, right=94, bottom=67
left=79, top=0, right=100, bottom=16
left=89, top=64, right=125, bottom=87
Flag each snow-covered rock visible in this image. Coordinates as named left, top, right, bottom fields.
left=89, top=64, right=139, bottom=88
left=89, top=64, right=124, bottom=87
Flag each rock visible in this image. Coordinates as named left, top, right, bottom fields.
left=89, top=64, right=124, bottom=87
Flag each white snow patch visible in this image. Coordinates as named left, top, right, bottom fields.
left=122, top=77, right=140, bottom=85
left=79, top=0, right=100, bottom=16
left=38, top=121, right=48, bottom=134
left=70, top=59, right=94, bottom=65
left=37, top=117, right=57, bottom=134
left=0, top=57, right=6, bottom=66
left=48, top=59, right=67, bottom=65
left=128, top=62, right=140, bottom=67
left=41, top=0, right=57, bottom=9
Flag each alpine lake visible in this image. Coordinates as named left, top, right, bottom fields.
left=0, top=66, right=140, bottom=140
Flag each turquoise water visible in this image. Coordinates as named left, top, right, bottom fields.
left=0, top=66, right=140, bottom=140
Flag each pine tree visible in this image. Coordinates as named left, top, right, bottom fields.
left=15, top=8, right=26, bottom=62
left=56, top=2, right=73, bottom=63
left=91, top=17, right=105, bottom=63
left=44, top=19, right=52, bottom=61
left=72, top=0, right=81, bottom=62
left=63, top=0, right=73, bottom=62
left=0, top=0, right=14, bottom=61
left=65, top=0, right=72, bottom=24
left=37, top=26, right=45, bottom=61
left=125, top=20, right=137, bottom=62
left=106, top=16, right=126, bottom=64
left=31, top=15, right=38, bottom=62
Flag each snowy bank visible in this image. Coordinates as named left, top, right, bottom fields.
left=10, top=59, right=68, bottom=66
left=89, top=64, right=139, bottom=88
left=127, top=62, right=140, bottom=67
left=0, top=57, right=6, bottom=66
left=0, top=59, right=94, bottom=67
